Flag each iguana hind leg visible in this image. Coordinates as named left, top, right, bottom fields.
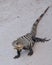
left=32, top=37, right=50, bottom=42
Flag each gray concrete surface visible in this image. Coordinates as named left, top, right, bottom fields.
left=0, top=0, right=52, bottom=65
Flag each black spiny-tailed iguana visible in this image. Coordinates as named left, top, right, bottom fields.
left=12, top=6, right=50, bottom=59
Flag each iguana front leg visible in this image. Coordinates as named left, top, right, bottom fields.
left=27, top=43, right=33, bottom=56
left=28, top=48, right=33, bottom=56
left=14, top=50, right=21, bottom=59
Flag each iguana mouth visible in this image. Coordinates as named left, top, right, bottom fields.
left=14, top=44, right=24, bottom=50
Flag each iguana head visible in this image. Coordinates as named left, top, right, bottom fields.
left=12, top=39, right=24, bottom=51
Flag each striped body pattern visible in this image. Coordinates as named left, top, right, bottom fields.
left=12, top=33, right=34, bottom=50
left=12, top=6, right=50, bottom=59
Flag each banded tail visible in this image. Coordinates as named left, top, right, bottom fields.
left=31, top=6, right=49, bottom=36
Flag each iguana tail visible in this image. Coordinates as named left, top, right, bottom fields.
left=31, top=6, right=49, bottom=37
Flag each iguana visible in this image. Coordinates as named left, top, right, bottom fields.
left=12, top=6, right=50, bottom=59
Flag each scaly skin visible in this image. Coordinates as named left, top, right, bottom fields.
left=12, top=6, right=50, bottom=59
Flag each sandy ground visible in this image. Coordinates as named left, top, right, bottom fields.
left=0, top=0, right=52, bottom=65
